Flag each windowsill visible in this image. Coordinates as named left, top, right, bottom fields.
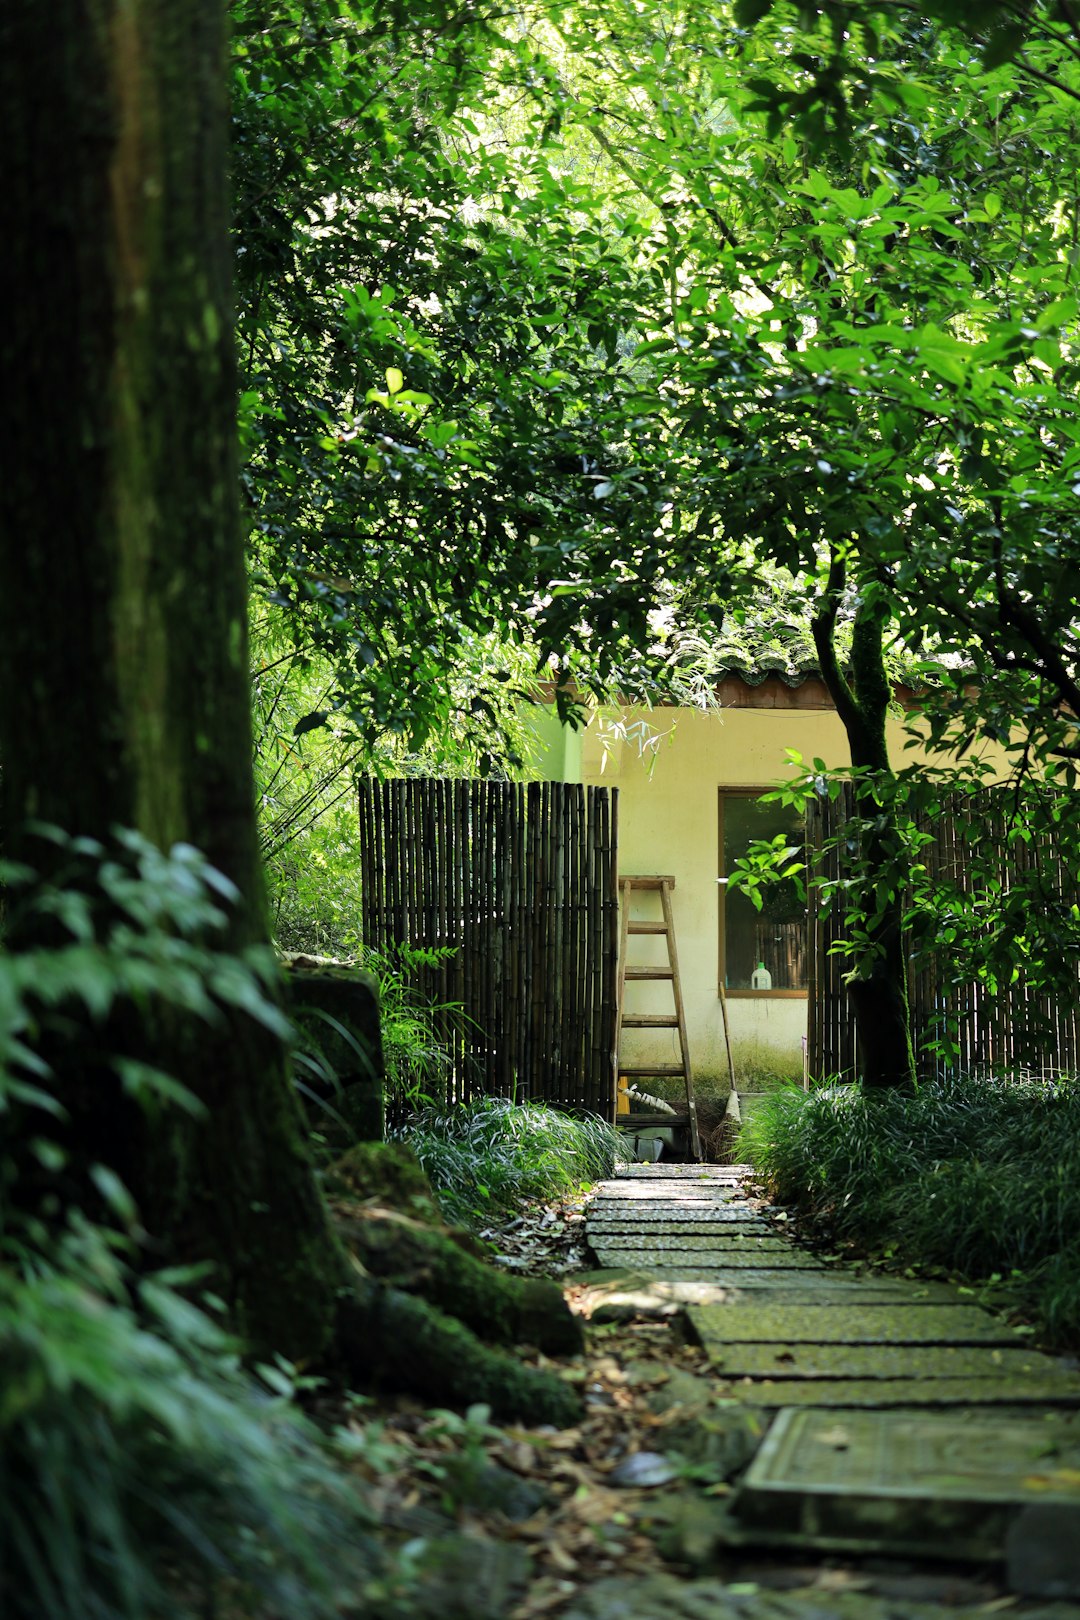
left=720, top=988, right=809, bottom=1000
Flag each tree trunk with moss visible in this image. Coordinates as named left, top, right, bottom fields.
left=0, top=2, right=581, bottom=1428
left=0, top=0, right=346, bottom=1365
left=811, top=562, right=916, bottom=1090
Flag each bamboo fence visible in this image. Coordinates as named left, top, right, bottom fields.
left=808, top=784, right=1080, bottom=1082
left=357, top=778, right=620, bottom=1116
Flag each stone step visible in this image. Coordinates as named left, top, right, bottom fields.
left=702, top=1341, right=1067, bottom=1381
left=591, top=1244, right=826, bottom=1271
left=690, top=1302, right=1026, bottom=1346
left=608, top=1172, right=751, bottom=1185
left=586, top=1218, right=773, bottom=1231
left=726, top=1375, right=1080, bottom=1408
left=734, top=1406, right=1080, bottom=1584
left=589, top=1232, right=792, bottom=1254
left=589, top=1203, right=766, bottom=1223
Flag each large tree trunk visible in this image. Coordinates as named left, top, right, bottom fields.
left=812, top=568, right=916, bottom=1090
left=0, top=0, right=343, bottom=1363
left=0, top=4, right=584, bottom=1428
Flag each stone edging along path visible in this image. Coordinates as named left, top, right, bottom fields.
left=580, top=1163, right=1080, bottom=1601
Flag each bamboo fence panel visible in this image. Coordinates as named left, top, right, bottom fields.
left=358, top=778, right=620, bottom=1116
left=810, top=784, right=1080, bottom=1083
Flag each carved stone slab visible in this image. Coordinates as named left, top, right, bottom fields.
left=736, top=1407, right=1080, bottom=1569
left=689, top=1303, right=1023, bottom=1345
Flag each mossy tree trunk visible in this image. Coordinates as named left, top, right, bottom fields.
left=0, top=0, right=345, bottom=1364
left=0, top=6, right=584, bottom=1427
left=811, top=552, right=917, bottom=1090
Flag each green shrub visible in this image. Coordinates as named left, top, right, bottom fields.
left=739, top=1075, right=1080, bottom=1345
left=399, top=1096, right=621, bottom=1229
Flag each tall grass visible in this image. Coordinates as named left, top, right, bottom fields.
left=739, top=1075, right=1080, bottom=1345
left=399, top=1097, right=621, bottom=1229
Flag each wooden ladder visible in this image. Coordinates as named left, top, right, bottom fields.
left=615, top=874, right=701, bottom=1160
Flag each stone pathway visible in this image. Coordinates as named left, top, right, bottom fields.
left=580, top=1162, right=1080, bottom=1601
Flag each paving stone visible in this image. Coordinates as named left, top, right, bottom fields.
left=702, top=1342, right=1067, bottom=1381
left=736, top=1407, right=1080, bottom=1576
left=592, top=1243, right=822, bottom=1270
left=600, top=1265, right=876, bottom=1288
left=615, top=1164, right=752, bottom=1179
left=690, top=1302, right=1025, bottom=1346
left=593, top=1184, right=754, bottom=1202
left=590, top=1205, right=769, bottom=1225
left=720, top=1376, right=1080, bottom=1408
left=589, top=1227, right=792, bottom=1248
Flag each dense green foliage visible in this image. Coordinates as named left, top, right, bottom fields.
left=0, top=837, right=373, bottom=1620
left=234, top=0, right=1080, bottom=1083
left=740, top=1078, right=1080, bottom=1344
left=400, top=1097, right=621, bottom=1229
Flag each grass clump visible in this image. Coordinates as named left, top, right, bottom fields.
left=739, top=1074, right=1080, bottom=1346
left=398, top=1097, right=621, bottom=1229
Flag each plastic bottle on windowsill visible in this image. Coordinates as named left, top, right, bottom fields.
left=751, top=960, right=773, bottom=990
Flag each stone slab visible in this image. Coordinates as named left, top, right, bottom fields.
left=613, top=1164, right=752, bottom=1179
left=690, top=1303, right=1024, bottom=1346
left=588, top=1227, right=790, bottom=1248
left=593, top=1185, right=754, bottom=1203
left=703, top=1342, right=1067, bottom=1381
left=594, top=1264, right=887, bottom=1288
left=569, top=1268, right=950, bottom=1306
left=736, top=1406, right=1080, bottom=1567
left=589, top=1205, right=768, bottom=1225
left=591, top=1244, right=822, bottom=1271
left=725, top=1376, right=1080, bottom=1408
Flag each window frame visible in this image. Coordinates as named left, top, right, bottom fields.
left=717, top=787, right=809, bottom=1000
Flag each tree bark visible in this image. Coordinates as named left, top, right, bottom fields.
left=0, top=5, right=587, bottom=1428
left=0, top=0, right=354, bottom=1365
left=812, top=564, right=916, bottom=1090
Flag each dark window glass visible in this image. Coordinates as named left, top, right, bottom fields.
left=720, top=794, right=807, bottom=991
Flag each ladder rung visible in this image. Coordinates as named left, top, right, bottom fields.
left=621, top=1014, right=679, bottom=1028
left=625, top=967, right=674, bottom=980
left=620, top=1062, right=687, bottom=1076
left=628, top=921, right=669, bottom=934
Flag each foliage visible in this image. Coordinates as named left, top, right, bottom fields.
left=739, top=1075, right=1080, bottom=1345
left=360, top=944, right=471, bottom=1112
left=399, top=1096, right=621, bottom=1228
left=233, top=0, right=663, bottom=761
left=0, top=827, right=290, bottom=1222
left=232, top=0, right=1080, bottom=1084
left=0, top=833, right=379, bottom=1620
left=1, top=1232, right=374, bottom=1620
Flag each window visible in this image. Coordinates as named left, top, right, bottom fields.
left=719, top=791, right=807, bottom=995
